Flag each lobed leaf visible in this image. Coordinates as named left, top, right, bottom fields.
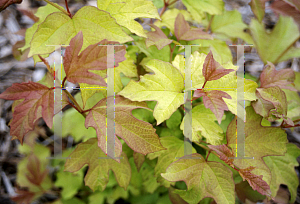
left=238, top=166, right=272, bottom=197
left=97, top=0, right=160, bottom=37
left=161, top=153, right=235, bottom=204
left=260, top=61, right=296, bottom=91
left=119, top=59, right=185, bottom=125
left=263, top=143, right=300, bottom=202
left=174, top=13, right=212, bottom=41
left=63, top=31, right=126, bottom=86
left=0, top=81, right=68, bottom=144
left=85, top=95, right=166, bottom=160
left=147, top=136, right=197, bottom=187
left=194, top=89, right=231, bottom=124
left=28, top=6, right=132, bottom=57
left=64, top=138, right=131, bottom=192
left=145, top=24, right=172, bottom=50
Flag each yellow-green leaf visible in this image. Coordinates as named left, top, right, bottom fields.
left=161, top=153, right=235, bottom=204
left=28, top=6, right=132, bottom=57
left=119, top=59, right=185, bottom=125
left=97, top=0, right=160, bottom=37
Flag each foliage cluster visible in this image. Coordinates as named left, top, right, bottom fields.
left=1, top=0, right=300, bottom=203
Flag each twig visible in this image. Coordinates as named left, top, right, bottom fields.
left=206, top=15, right=214, bottom=33
left=65, top=0, right=72, bottom=18
left=43, top=0, right=70, bottom=17
left=169, top=44, right=176, bottom=63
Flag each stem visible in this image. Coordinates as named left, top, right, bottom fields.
left=205, top=151, right=211, bottom=161
left=65, top=0, right=72, bottom=18
left=206, top=15, right=214, bottom=33
left=202, top=81, right=208, bottom=89
left=63, top=90, right=86, bottom=118
left=68, top=102, right=80, bottom=113
left=159, top=1, right=168, bottom=17
left=282, top=124, right=300, bottom=128
left=169, top=44, right=176, bottom=63
left=194, top=142, right=220, bottom=157
left=274, top=36, right=300, bottom=64
left=43, top=0, right=70, bottom=17
left=62, top=77, right=67, bottom=88
left=293, top=119, right=300, bottom=123
left=168, top=0, right=177, bottom=6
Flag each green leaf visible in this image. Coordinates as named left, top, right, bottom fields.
left=54, top=168, right=84, bottom=200
left=62, top=108, right=96, bottom=143
left=135, top=39, right=170, bottom=62
left=88, top=191, right=107, bottom=204
left=64, top=138, right=131, bottom=192
left=19, top=3, right=64, bottom=52
left=119, top=59, right=185, bottom=125
left=17, top=144, right=52, bottom=192
left=284, top=89, right=300, bottom=120
left=211, top=10, right=253, bottom=44
left=189, top=39, right=233, bottom=64
left=235, top=180, right=266, bottom=203
left=97, top=0, right=160, bottom=37
left=182, top=0, right=224, bottom=22
left=180, top=104, right=224, bottom=145
left=161, top=153, right=235, bottom=204
left=166, top=109, right=182, bottom=129
left=263, top=143, right=300, bottom=203
left=249, top=16, right=300, bottom=64
left=28, top=6, right=132, bottom=57
left=227, top=106, right=288, bottom=189
left=147, top=136, right=197, bottom=187
left=249, top=0, right=265, bottom=22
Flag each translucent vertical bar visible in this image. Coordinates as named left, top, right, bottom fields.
left=183, top=45, right=193, bottom=156
left=236, top=45, right=245, bottom=158
left=106, top=45, right=116, bottom=159
left=53, top=45, right=63, bottom=158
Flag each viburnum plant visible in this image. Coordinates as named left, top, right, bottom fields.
left=1, top=0, right=300, bottom=203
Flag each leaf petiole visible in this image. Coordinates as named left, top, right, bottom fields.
left=63, top=90, right=87, bottom=118
left=42, top=0, right=70, bottom=17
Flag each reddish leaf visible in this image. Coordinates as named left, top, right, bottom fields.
left=239, top=166, right=272, bottom=197
left=174, top=13, right=212, bottom=41
left=260, top=61, right=296, bottom=91
left=0, top=81, right=68, bottom=144
left=25, top=154, right=48, bottom=187
left=202, top=51, right=234, bottom=82
left=85, top=95, right=166, bottom=161
left=193, top=89, right=231, bottom=124
left=145, top=24, right=172, bottom=50
left=208, top=144, right=235, bottom=167
left=17, top=8, right=39, bottom=22
left=12, top=40, right=29, bottom=62
left=0, top=0, right=22, bottom=12
left=256, top=86, right=294, bottom=126
left=11, top=190, right=37, bottom=204
left=133, top=152, right=145, bottom=172
left=252, top=89, right=276, bottom=118
left=63, top=31, right=126, bottom=86
left=270, top=0, right=300, bottom=27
